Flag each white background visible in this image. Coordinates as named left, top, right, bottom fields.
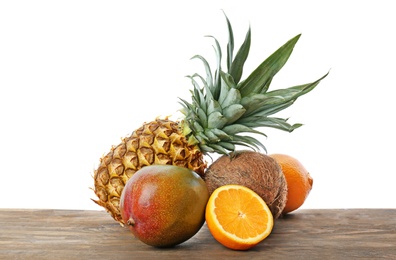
left=1, top=1, right=395, bottom=211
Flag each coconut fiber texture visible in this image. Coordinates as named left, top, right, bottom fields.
left=204, top=151, right=287, bottom=219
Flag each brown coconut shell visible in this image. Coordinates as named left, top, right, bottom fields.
left=203, top=150, right=287, bottom=219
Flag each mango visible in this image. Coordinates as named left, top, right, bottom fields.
left=120, top=165, right=209, bottom=247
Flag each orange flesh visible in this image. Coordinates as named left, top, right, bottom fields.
left=214, top=189, right=269, bottom=239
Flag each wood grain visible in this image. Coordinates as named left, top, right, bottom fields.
left=0, top=209, right=395, bottom=259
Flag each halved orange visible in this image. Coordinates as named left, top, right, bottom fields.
left=205, top=184, right=274, bottom=250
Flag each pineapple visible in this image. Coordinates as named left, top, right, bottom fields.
left=92, top=14, right=328, bottom=225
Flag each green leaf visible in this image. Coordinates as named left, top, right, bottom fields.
left=285, top=71, right=329, bottom=96
left=187, top=135, right=199, bottom=146
left=238, top=34, right=301, bottom=96
left=197, top=107, right=208, bottom=128
left=222, top=124, right=267, bottom=137
left=207, top=111, right=227, bottom=129
left=241, top=72, right=329, bottom=117
left=217, top=141, right=235, bottom=152
left=241, top=94, right=294, bottom=118
left=191, top=55, right=213, bottom=88
left=206, top=36, right=222, bottom=98
left=221, top=71, right=237, bottom=89
left=193, top=121, right=204, bottom=132
left=207, top=99, right=222, bottom=115
left=222, top=104, right=246, bottom=123
left=183, top=14, right=329, bottom=157
left=229, top=26, right=251, bottom=84
left=231, top=135, right=267, bottom=152
left=242, top=117, right=302, bottom=132
left=254, top=101, right=295, bottom=117
left=204, top=129, right=220, bottom=142
left=206, top=143, right=230, bottom=155
left=196, top=132, right=209, bottom=143
left=178, top=98, right=193, bottom=114
left=190, top=73, right=215, bottom=102
left=223, top=11, right=234, bottom=72
left=240, top=94, right=288, bottom=115
left=220, top=87, right=241, bottom=108
left=188, top=75, right=207, bottom=112
left=218, top=79, right=230, bottom=107
left=211, top=128, right=231, bottom=140
left=199, top=144, right=215, bottom=153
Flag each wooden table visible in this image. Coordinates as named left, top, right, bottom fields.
left=1, top=209, right=395, bottom=259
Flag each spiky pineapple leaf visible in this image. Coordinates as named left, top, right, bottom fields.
left=207, top=99, right=222, bottom=115
left=218, top=82, right=230, bottom=106
left=229, top=26, right=251, bottom=84
left=224, top=12, right=234, bottom=72
left=221, top=10, right=252, bottom=85
left=206, top=143, right=230, bottom=155
left=216, top=141, right=236, bottom=152
left=241, top=71, right=329, bottom=117
left=204, top=129, right=220, bottom=142
left=230, top=135, right=267, bottom=152
left=241, top=117, right=302, bottom=132
left=238, top=34, right=301, bottom=96
left=211, top=128, right=231, bottom=140
left=254, top=101, right=295, bottom=117
left=181, top=13, right=328, bottom=155
left=222, top=104, right=245, bottom=123
left=199, top=144, right=215, bottom=153
left=220, top=71, right=237, bottom=89
left=191, top=55, right=213, bottom=89
left=207, top=111, right=227, bottom=129
left=222, top=123, right=267, bottom=138
left=206, top=36, right=222, bottom=99
left=186, top=75, right=206, bottom=109
left=220, top=88, right=241, bottom=108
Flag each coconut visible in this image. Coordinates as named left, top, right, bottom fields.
left=203, top=150, right=287, bottom=219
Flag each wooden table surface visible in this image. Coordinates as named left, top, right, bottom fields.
left=0, top=208, right=395, bottom=259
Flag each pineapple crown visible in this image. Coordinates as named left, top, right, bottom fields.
left=179, top=14, right=328, bottom=155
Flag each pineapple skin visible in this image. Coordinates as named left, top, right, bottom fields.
left=92, top=118, right=206, bottom=225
